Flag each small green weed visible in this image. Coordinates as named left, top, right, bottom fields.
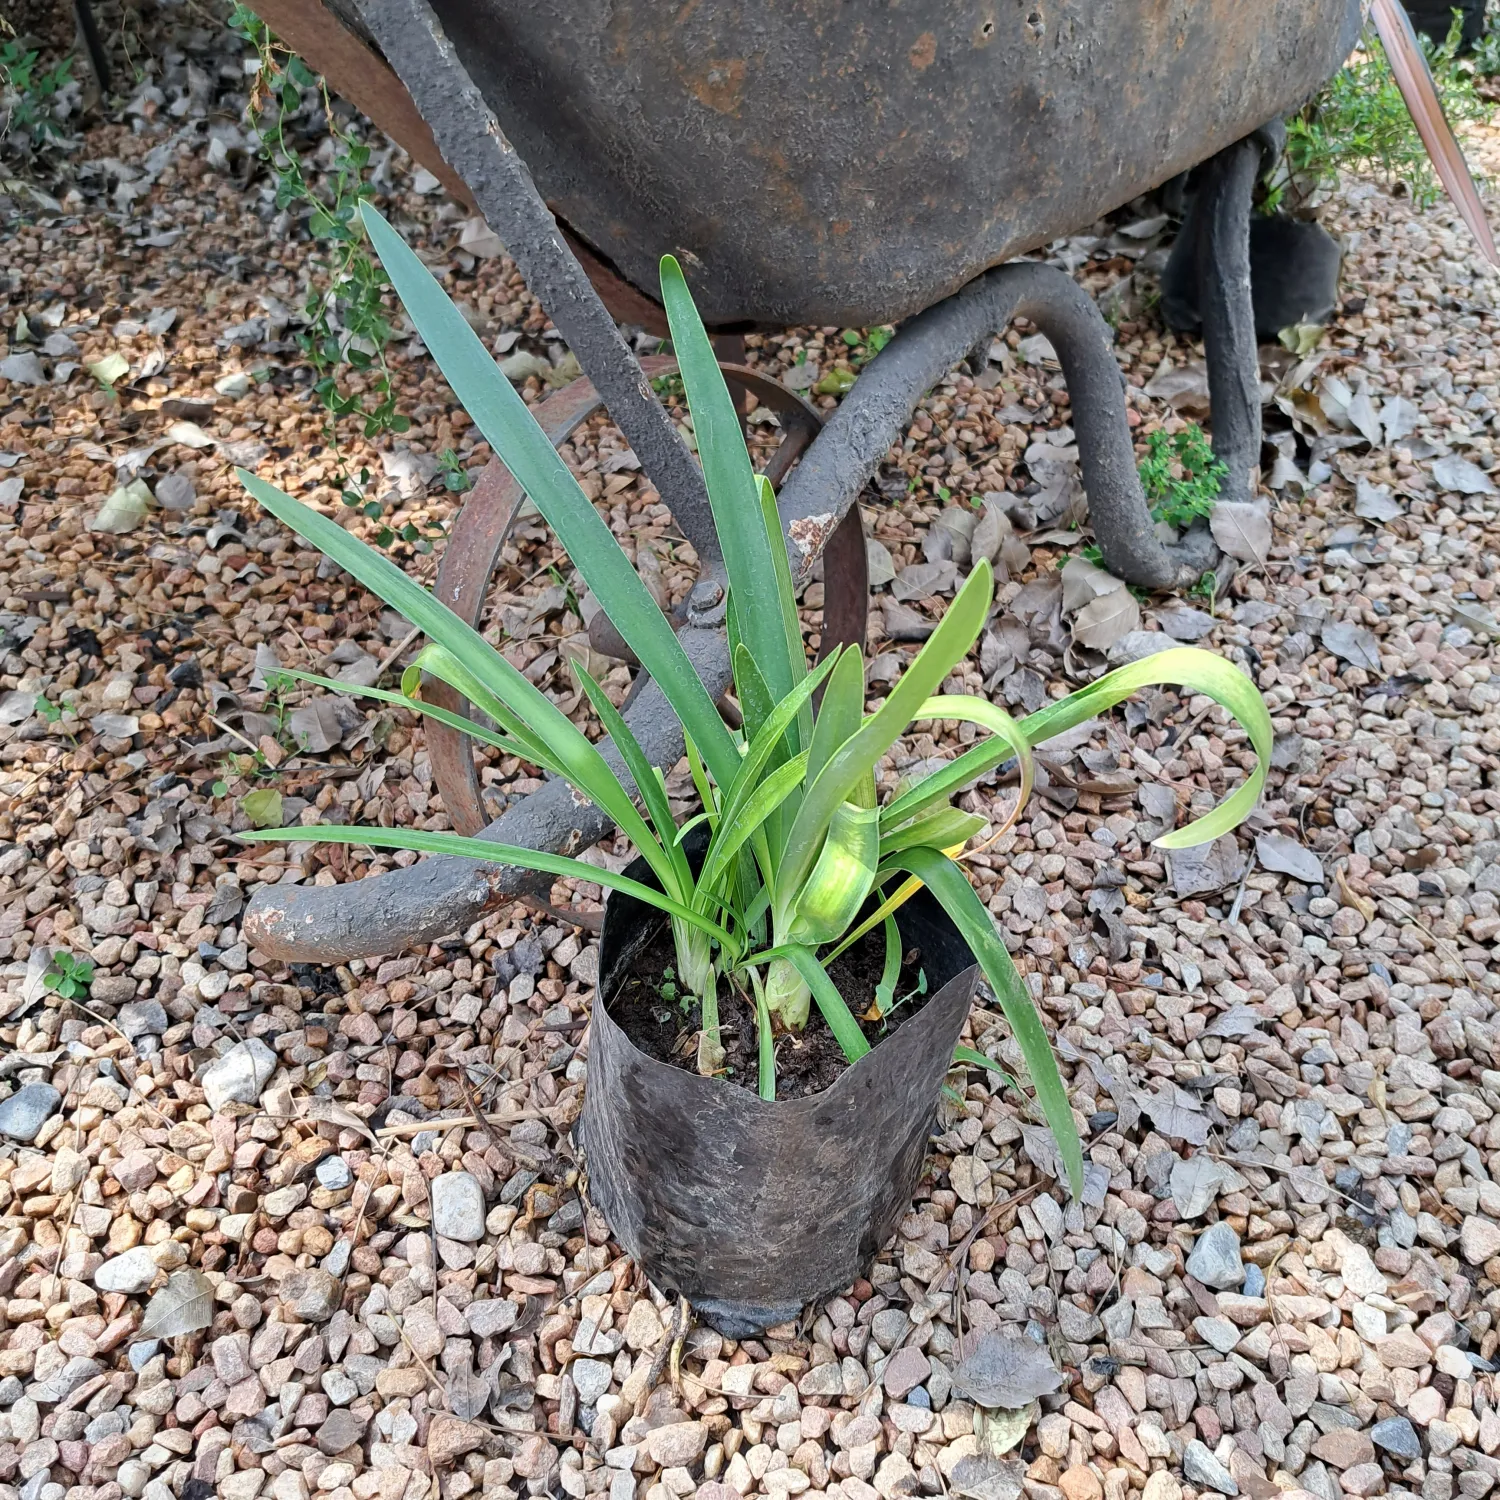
left=1138, top=425, right=1226, bottom=531
left=230, top=5, right=445, bottom=552
left=0, top=40, right=74, bottom=152
left=44, top=952, right=93, bottom=1001
left=1278, top=17, right=1486, bottom=212
left=438, top=448, right=473, bottom=493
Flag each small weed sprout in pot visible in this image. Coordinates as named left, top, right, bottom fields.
left=237, top=205, right=1271, bottom=1258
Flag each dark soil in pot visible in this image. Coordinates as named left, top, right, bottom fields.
left=608, top=915, right=936, bottom=1098
left=579, top=847, right=981, bottom=1338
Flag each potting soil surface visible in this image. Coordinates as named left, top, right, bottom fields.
left=607, top=918, right=934, bottom=1099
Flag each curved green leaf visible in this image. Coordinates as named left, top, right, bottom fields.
left=779, top=944, right=870, bottom=1064
left=1014, top=646, right=1269, bottom=849
left=881, top=846, right=1083, bottom=1200
left=241, top=823, right=734, bottom=944
left=777, top=561, right=994, bottom=923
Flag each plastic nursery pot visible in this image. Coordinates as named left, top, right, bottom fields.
left=579, top=849, right=979, bottom=1338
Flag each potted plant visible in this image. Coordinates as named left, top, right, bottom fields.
left=241, top=205, right=1272, bottom=1334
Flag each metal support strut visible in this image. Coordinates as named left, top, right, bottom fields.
left=1163, top=122, right=1286, bottom=508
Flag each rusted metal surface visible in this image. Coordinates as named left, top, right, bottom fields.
left=407, top=0, right=1358, bottom=328
left=427, top=355, right=866, bottom=834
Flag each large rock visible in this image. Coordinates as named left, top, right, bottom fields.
left=1460, top=1215, right=1500, bottom=1265
left=1186, top=1223, right=1245, bottom=1290
left=431, top=1171, right=486, bottom=1242
left=94, top=1246, right=158, bottom=1295
left=200, top=1039, right=276, bottom=1111
left=0, top=1083, right=61, bottom=1142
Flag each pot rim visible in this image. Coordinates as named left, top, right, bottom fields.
left=591, top=902, right=980, bottom=1115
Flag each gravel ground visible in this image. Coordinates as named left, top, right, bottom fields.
left=8, top=14, right=1500, bottom=1500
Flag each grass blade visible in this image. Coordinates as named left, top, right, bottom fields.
left=1013, top=646, right=1269, bottom=849
left=572, top=662, right=692, bottom=896
left=661, top=255, right=803, bottom=709
left=777, top=561, right=993, bottom=919
left=882, top=846, right=1083, bottom=1199
left=242, top=824, right=735, bottom=943
left=780, top=944, right=871, bottom=1064
left=359, top=206, right=741, bottom=790
left=268, top=666, right=536, bottom=760
left=874, top=914, right=901, bottom=1017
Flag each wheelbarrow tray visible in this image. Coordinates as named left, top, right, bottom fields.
left=419, top=0, right=1358, bottom=327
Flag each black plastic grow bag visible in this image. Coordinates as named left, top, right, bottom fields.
left=580, top=857, right=979, bottom=1337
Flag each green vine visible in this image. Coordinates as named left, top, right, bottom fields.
left=229, top=5, right=444, bottom=551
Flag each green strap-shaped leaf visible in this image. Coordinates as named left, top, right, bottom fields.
left=571, top=662, right=693, bottom=901
left=359, top=205, right=741, bottom=791
left=267, top=666, right=538, bottom=762
left=699, top=752, right=810, bottom=895
left=776, top=561, right=994, bottom=924
left=878, top=806, right=987, bottom=860
left=1014, top=646, right=1270, bottom=849
left=881, top=846, right=1083, bottom=1200
left=660, top=256, right=803, bottom=713
left=410, top=641, right=676, bottom=895
left=806, top=644, right=864, bottom=791
left=874, top=914, right=902, bottom=1016
left=720, top=650, right=838, bottom=830
left=884, top=695, right=1034, bottom=830
left=243, top=824, right=736, bottom=944
left=759, top=474, right=812, bottom=753
left=779, top=944, right=871, bottom=1064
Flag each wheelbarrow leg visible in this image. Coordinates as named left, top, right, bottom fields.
left=775, top=261, right=1205, bottom=592
left=1188, top=123, right=1286, bottom=508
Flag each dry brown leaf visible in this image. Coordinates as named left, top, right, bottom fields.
left=1070, top=589, right=1140, bottom=651
left=1209, top=502, right=1272, bottom=565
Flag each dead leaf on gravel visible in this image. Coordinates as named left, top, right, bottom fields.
left=1255, top=832, right=1324, bottom=885
left=950, top=1456, right=1025, bottom=1500
left=1381, top=395, right=1419, bottom=444
left=1209, top=502, right=1272, bottom=564
left=139, top=1268, right=214, bottom=1339
left=1060, top=555, right=1123, bottom=612
left=951, top=1330, right=1064, bottom=1410
left=1144, top=360, right=1210, bottom=416
left=1071, top=589, right=1140, bottom=651
left=1170, top=1153, right=1231, bottom=1219
left=1321, top=619, right=1382, bottom=671
left=979, top=1405, right=1037, bottom=1458
left=1140, top=1084, right=1211, bottom=1146
left=1355, top=478, right=1402, bottom=523
left=1167, top=836, right=1245, bottom=897
left=87, top=351, right=130, bottom=388
left=1432, top=454, right=1497, bottom=495
left=295, top=1097, right=379, bottom=1144
left=1206, top=1005, right=1268, bottom=1038
left=446, top=1353, right=496, bottom=1421
left=90, top=478, right=153, bottom=535
left=1345, top=387, right=1384, bottom=446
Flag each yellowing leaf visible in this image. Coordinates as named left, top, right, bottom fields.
left=241, top=789, right=284, bottom=828
left=86, top=352, right=130, bottom=388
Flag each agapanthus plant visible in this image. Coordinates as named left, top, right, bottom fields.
left=240, top=204, right=1274, bottom=1198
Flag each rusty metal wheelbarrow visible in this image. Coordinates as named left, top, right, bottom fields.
left=244, top=0, right=1360, bottom=963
